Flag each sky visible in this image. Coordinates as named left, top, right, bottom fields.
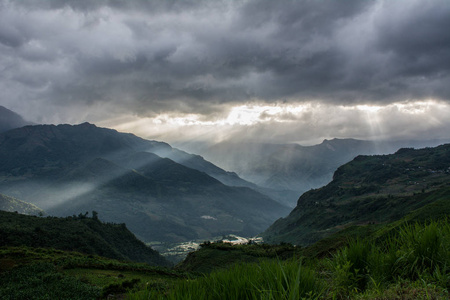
left=1, top=0, right=450, bottom=146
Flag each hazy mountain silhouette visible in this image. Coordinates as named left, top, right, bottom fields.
left=0, top=106, right=32, bottom=132
left=192, top=138, right=450, bottom=206
left=0, top=123, right=289, bottom=243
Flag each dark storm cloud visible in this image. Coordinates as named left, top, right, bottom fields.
left=1, top=0, right=450, bottom=123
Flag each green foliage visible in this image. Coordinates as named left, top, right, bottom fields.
left=327, top=219, right=450, bottom=298
left=394, top=221, right=450, bottom=280
left=1, top=219, right=449, bottom=299
left=101, top=278, right=141, bottom=298
left=148, top=259, right=324, bottom=300
left=0, top=262, right=101, bottom=299
left=0, top=246, right=187, bottom=299
left=155, top=219, right=450, bottom=299
left=0, top=210, right=171, bottom=267
left=177, top=242, right=302, bottom=273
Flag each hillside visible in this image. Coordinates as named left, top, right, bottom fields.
left=0, top=106, right=31, bottom=133
left=0, top=210, right=170, bottom=267
left=0, top=123, right=289, bottom=243
left=0, top=193, right=43, bottom=215
left=262, top=144, right=450, bottom=245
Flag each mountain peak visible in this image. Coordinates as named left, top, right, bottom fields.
left=0, top=105, right=32, bottom=133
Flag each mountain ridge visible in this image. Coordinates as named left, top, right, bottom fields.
left=0, top=210, right=171, bottom=267
left=0, top=123, right=289, bottom=243
left=261, top=143, right=450, bottom=245
left=185, top=137, right=450, bottom=206
left=0, top=106, right=32, bottom=133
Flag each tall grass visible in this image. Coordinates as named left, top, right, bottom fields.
left=395, top=221, right=449, bottom=280
left=328, top=219, right=450, bottom=298
left=128, top=219, right=449, bottom=299
left=131, top=259, right=324, bottom=299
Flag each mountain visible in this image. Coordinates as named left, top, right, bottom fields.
left=0, top=106, right=32, bottom=133
left=0, top=210, right=170, bottom=266
left=0, top=123, right=289, bottom=243
left=261, top=143, right=450, bottom=245
left=186, top=138, right=450, bottom=206
left=0, top=193, right=43, bottom=215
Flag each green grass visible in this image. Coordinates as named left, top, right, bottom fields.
left=0, top=246, right=187, bottom=299
left=1, top=218, right=449, bottom=299
left=128, top=218, right=450, bottom=299
left=0, top=262, right=101, bottom=300
left=131, top=259, right=324, bottom=300
left=177, top=242, right=302, bottom=273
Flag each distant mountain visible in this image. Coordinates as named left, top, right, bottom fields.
left=0, top=193, right=43, bottom=215
left=0, top=210, right=170, bottom=266
left=0, top=106, right=32, bottom=132
left=191, top=138, right=450, bottom=206
left=261, top=144, right=450, bottom=245
left=0, top=123, right=289, bottom=243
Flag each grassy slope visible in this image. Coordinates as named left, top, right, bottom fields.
left=0, top=210, right=170, bottom=267
left=262, top=144, right=450, bottom=245
left=130, top=217, right=450, bottom=299
left=0, top=246, right=186, bottom=299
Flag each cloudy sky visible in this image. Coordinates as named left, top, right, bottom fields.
left=1, top=0, right=450, bottom=145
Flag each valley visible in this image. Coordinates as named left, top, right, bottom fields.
left=0, top=122, right=289, bottom=244
left=0, top=108, right=449, bottom=299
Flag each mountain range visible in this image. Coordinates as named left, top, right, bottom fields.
left=184, top=138, right=450, bottom=206
left=0, top=123, right=289, bottom=243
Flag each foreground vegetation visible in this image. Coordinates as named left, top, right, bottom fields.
left=0, top=246, right=186, bottom=299
left=0, top=216, right=448, bottom=299
left=130, top=218, right=449, bottom=299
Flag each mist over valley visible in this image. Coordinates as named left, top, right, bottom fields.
left=1, top=0, right=450, bottom=297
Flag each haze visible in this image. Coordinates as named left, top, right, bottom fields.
left=1, top=0, right=450, bottom=146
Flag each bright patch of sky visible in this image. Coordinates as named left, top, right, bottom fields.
left=100, top=99, right=450, bottom=145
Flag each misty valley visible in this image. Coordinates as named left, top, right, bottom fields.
left=2, top=0, right=450, bottom=298
left=1, top=107, right=450, bottom=299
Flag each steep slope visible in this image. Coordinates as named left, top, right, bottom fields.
left=262, top=144, right=450, bottom=245
left=0, top=193, right=43, bottom=215
left=0, top=122, right=255, bottom=189
left=0, top=210, right=170, bottom=266
left=0, top=106, right=32, bottom=133
left=0, top=123, right=289, bottom=243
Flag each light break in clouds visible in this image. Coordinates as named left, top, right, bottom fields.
left=1, top=0, right=450, bottom=144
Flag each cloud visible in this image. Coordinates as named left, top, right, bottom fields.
left=0, top=0, right=449, bottom=143
left=103, top=100, right=450, bottom=147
